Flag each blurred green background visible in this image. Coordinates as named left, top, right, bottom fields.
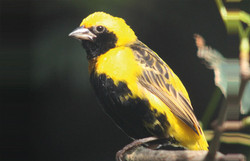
left=1, top=0, right=249, bottom=161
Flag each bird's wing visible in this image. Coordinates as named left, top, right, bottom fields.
left=131, top=41, right=202, bottom=135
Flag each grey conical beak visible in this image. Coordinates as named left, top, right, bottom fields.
left=69, top=26, right=96, bottom=41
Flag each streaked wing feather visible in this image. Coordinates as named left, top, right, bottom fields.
left=131, top=41, right=202, bottom=135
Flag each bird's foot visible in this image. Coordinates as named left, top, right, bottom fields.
left=115, top=137, right=157, bottom=161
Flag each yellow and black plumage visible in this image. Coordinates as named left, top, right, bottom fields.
left=69, top=12, right=208, bottom=150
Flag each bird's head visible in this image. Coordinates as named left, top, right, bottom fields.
left=69, top=12, right=137, bottom=59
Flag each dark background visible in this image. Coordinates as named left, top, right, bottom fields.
left=1, top=0, right=250, bottom=161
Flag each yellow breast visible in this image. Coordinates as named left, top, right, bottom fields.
left=94, top=47, right=142, bottom=94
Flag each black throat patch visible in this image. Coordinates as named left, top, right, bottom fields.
left=81, top=31, right=117, bottom=60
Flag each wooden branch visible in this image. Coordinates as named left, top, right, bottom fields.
left=121, top=146, right=245, bottom=161
left=210, top=116, right=250, bottom=132
left=221, top=121, right=243, bottom=131
left=205, top=99, right=228, bottom=161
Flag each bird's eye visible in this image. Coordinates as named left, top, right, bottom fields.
left=95, top=26, right=105, bottom=33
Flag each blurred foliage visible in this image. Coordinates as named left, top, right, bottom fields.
left=197, top=45, right=250, bottom=115
left=199, top=1, right=250, bottom=160
left=202, top=87, right=222, bottom=129
left=214, top=0, right=250, bottom=115
left=195, top=34, right=250, bottom=160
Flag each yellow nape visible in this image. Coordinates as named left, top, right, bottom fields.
left=80, top=12, right=137, bottom=47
